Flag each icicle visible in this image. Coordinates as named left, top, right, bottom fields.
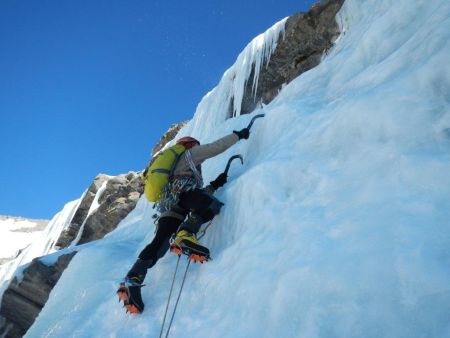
left=177, top=18, right=287, bottom=141
left=231, top=18, right=287, bottom=117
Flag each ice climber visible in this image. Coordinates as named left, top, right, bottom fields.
left=117, top=127, right=250, bottom=313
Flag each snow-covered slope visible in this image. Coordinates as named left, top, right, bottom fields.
left=26, top=0, right=450, bottom=337
left=0, top=216, right=48, bottom=263
left=0, top=200, right=81, bottom=296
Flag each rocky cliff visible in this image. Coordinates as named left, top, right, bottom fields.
left=55, top=174, right=110, bottom=249
left=0, top=253, right=76, bottom=338
left=237, top=0, right=344, bottom=116
left=77, top=172, right=144, bottom=245
left=151, top=122, right=188, bottom=156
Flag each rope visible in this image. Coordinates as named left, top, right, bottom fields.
left=159, top=255, right=181, bottom=338
left=165, top=259, right=191, bottom=338
left=184, top=150, right=203, bottom=186
left=196, top=220, right=213, bottom=240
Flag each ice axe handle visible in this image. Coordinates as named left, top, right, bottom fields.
left=224, top=155, right=244, bottom=175
left=246, top=114, right=265, bottom=130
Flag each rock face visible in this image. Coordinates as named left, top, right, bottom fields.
left=0, top=252, right=76, bottom=338
left=77, top=172, right=144, bottom=245
left=55, top=174, right=110, bottom=248
left=56, top=172, right=144, bottom=247
left=151, top=122, right=188, bottom=156
left=238, top=0, right=345, bottom=116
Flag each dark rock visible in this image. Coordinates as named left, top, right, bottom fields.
left=55, top=174, right=110, bottom=249
left=77, top=172, right=144, bottom=244
left=237, top=0, right=345, bottom=116
left=0, top=252, right=77, bottom=338
left=152, top=122, right=188, bottom=156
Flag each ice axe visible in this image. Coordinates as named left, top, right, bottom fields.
left=224, top=154, right=244, bottom=176
left=246, top=113, right=265, bottom=130
left=222, top=114, right=263, bottom=175
left=196, top=155, right=243, bottom=241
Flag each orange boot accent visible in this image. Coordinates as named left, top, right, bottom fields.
left=170, top=243, right=183, bottom=256
left=189, top=253, right=208, bottom=263
left=117, top=286, right=129, bottom=302
left=125, top=304, right=141, bottom=314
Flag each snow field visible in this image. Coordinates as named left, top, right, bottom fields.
left=0, top=198, right=81, bottom=296
left=0, top=219, right=42, bottom=259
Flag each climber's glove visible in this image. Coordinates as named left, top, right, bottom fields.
left=233, top=128, right=250, bottom=140
left=210, top=173, right=228, bottom=190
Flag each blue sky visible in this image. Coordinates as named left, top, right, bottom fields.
left=0, top=0, right=315, bottom=219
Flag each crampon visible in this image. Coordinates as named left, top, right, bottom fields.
left=170, top=242, right=210, bottom=263
left=117, top=280, right=145, bottom=314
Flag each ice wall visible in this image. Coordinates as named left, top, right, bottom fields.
left=26, top=0, right=450, bottom=337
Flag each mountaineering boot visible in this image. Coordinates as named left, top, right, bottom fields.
left=117, top=277, right=145, bottom=314
left=117, top=258, right=152, bottom=313
left=170, top=230, right=210, bottom=262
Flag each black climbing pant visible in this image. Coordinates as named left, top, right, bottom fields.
left=127, top=188, right=223, bottom=281
left=138, top=216, right=182, bottom=262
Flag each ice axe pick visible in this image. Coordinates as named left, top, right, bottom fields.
left=224, top=155, right=244, bottom=176
left=246, top=113, right=265, bottom=130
